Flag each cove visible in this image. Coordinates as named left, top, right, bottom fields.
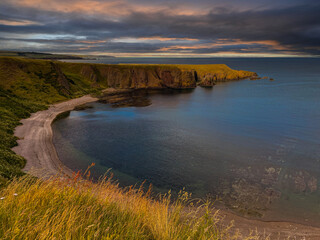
left=53, top=58, right=320, bottom=226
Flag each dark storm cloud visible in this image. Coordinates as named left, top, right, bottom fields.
left=0, top=0, right=319, bottom=56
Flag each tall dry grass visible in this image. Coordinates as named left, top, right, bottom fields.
left=0, top=171, right=261, bottom=240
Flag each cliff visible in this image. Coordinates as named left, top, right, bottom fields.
left=61, top=62, right=255, bottom=89
left=0, top=57, right=255, bottom=102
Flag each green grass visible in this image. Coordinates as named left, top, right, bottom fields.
left=0, top=57, right=104, bottom=185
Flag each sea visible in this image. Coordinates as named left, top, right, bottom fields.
left=53, top=58, right=320, bottom=225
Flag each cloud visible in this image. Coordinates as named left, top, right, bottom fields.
left=0, top=0, right=319, bottom=56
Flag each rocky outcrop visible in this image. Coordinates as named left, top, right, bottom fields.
left=51, top=62, right=71, bottom=95
left=249, top=75, right=262, bottom=80
left=198, top=70, right=256, bottom=87
left=198, top=74, right=217, bottom=87
left=292, top=171, right=318, bottom=193
left=80, top=65, right=99, bottom=84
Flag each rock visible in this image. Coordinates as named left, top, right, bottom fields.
left=250, top=76, right=262, bottom=80
left=51, top=62, right=71, bottom=95
left=224, top=178, right=281, bottom=217
left=261, top=167, right=280, bottom=186
left=291, top=171, right=317, bottom=193
left=99, top=90, right=151, bottom=108
left=96, top=66, right=198, bottom=89
left=307, top=176, right=317, bottom=193
left=81, top=65, right=99, bottom=82
left=265, top=188, right=281, bottom=204
left=73, top=104, right=94, bottom=111
left=198, top=74, right=216, bottom=87
left=294, top=175, right=307, bottom=192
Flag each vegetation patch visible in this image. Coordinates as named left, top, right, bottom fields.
left=0, top=175, right=259, bottom=239
left=0, top=57, right=103, bottom=186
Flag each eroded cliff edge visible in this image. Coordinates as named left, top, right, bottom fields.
left=65, top=62, right=256, bottom=89
left=0, top=57, right=256, bottom=100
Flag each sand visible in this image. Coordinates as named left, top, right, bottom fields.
left=12, top=95, right=98, bottom=178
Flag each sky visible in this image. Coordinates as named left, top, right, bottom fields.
left=0, top=0, right=319, bottom=57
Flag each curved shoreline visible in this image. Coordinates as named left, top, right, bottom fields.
left=12, top=94, right=99, bottom=178
left=11, top=92, right=320, bottom=239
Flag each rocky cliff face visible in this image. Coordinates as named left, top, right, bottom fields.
left=197, top=70, right=257, bottom=87
left=62, top=63, right=255, bottom=90
left=51, top=62, right=71, bottom=95
left=76, top=65, right=198, bottom=89
left=0, top=57, right=256, bottom=99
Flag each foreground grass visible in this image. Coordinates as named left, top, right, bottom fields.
left=0, top=174, right=260, bottom=240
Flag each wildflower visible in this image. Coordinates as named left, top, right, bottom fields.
left=13, top=193, right=18, bottom=196
left=0, top=197, right=5, bottom=200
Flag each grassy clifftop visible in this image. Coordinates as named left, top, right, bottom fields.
left=0, top=57, right=255, bottom=95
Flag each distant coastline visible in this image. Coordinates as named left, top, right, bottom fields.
left=0, top=50, right=115, bottom=60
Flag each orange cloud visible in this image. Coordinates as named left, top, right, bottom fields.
left=5, top=0, right=207, bottom=17
left=111, top=37, right=199, bottom=43
left=86, top=51, right=300, bottom=58
left=139, top=37, right=199, bottom=42
left=157, top=39, right=290, bottom=52
left=77, top=40, right=107, bottom=44
left=0, top=19, right=41, bottom=26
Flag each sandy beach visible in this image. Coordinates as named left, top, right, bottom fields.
left=11, top=91, right=320, bottom=239
left=12, top=94, right=99, bottom=178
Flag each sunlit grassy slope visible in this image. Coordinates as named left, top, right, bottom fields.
left=0, top=57, right=103, bottom=185
left=176, top=64, right=254, bottom=80
left=0, top=174, right=259, bottom=240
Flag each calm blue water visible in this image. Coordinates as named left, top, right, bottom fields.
left=54, top=58, right=320, bottom=225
